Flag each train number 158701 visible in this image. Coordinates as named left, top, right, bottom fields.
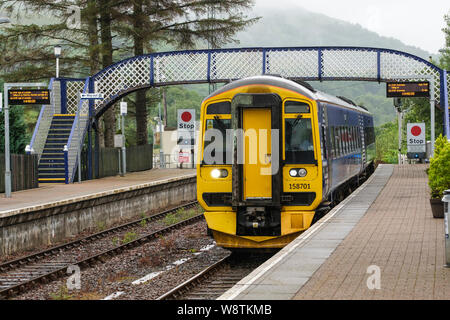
left=288, top=183, right=311, bottom=190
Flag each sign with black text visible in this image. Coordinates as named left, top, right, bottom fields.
left=177, top=109, right=195, bottom=146
left=407, top=122, right=426, bottom=159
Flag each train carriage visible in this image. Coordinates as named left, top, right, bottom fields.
left=197, top=75, right=375, bottom=249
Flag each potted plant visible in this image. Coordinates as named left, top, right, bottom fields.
left=428, top=135, right=450, bottom=218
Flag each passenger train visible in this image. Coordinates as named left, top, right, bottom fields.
left=196, top=75, right=375, bottom=249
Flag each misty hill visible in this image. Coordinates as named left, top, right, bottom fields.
left=231, top=6, right=432, bottom=60
left=222, top=6, right=438, bottom=126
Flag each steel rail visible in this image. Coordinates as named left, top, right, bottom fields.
left=0, top=201, right=201, bottom=299
left=0, top=201, right=197, bottom=274
left=157, top=254, right=232, bottom=300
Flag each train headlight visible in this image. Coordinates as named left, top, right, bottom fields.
left=289, top=168, right=307, bottom=177
left=298, top=168, right=307, bottom=177
left=211, top=169, right=221, bottom=179
left=211, top=169, right=228, bottom=179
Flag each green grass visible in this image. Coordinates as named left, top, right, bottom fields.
left=122, top=232, right=138, bottom=244
left=162, top=206, right=202, bottom=226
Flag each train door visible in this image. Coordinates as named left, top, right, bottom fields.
left=242, top=108, right=272, bottom=200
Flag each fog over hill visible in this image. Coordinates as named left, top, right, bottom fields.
left=222, top=6, right=439, bottom=125
left=231, top=6, right=432, bottom=59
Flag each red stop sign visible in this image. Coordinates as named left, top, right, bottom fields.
left=181, top=111, right=192, bottom=122
left=411, top=125, right=421, bottom=136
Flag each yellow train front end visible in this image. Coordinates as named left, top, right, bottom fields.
left=197, top=76, right=323, bottom=249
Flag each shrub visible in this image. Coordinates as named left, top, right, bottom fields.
left=428, top=136, right=450, bottom=199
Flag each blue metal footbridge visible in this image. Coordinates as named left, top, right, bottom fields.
left=28, top=46, right=450, bottom=183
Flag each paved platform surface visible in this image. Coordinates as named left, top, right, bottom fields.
left=220, top=164, right=450, bottom=300
left=0, top=169, right=195, bottom=216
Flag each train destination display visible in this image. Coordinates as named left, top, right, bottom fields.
left=386, top=81, right=430, bottom=98
left=8, top=89, right=50, bottom=105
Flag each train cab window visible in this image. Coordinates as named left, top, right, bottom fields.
left=206, top=101, right=231, bottom=114
left=203, top=117, right=232, bottom=164
left=284, top=101, right=310, bottom=113
left=285, top=118, right=315, bottom=164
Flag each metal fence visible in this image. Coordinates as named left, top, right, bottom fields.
left=0, top=153, right=39, bottom=193
left=77, top=144, right=154, bottom=181
left=152, top=153, right=195, bottom=169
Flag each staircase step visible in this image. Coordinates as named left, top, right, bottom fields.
left=39, top=178, right=65, bottom=183
left=39, top=176, right=66, bottom=180
left=38, top=167, right=65, bottom=171
left=44, top=144, right=66, bottom=148
left=38, top=173, right=65, bottom=177
left=53, top=114, right=76, bottom=117
left=39, top=165, right=65, bottom=170
left=41, top=154, right=64, bottom=157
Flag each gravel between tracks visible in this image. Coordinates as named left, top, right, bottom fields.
left=0, top=201, right=193, bottom=264
left=13, top=220, right=231, bottom=300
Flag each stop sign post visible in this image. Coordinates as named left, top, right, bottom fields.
left=177, top=109, right=195, bottom=168
left=407, top=123, right=426, bottom=160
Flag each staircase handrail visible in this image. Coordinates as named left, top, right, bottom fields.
left=28, top=78, right=55, bottom=161
left=66, top=77, right=91, bottom=183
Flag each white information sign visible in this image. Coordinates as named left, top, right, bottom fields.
left=177, top=109, right=195, bottom=146
left=407, top=123, right=426, bottom=153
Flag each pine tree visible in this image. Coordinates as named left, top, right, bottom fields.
left=117, top=0, right=258, bottom=145
left=440, top=14, right=450, bottom=70
left=0, top=0, right=258, bottom=148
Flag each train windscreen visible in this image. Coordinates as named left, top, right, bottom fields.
left=285, top=118, right=315, bottom=164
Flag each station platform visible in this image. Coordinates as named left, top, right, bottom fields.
left=0, top=168, right=196, bottom=256
left=220, top=164, right=450, bottom=300
left=0, top=168, right=195, bottom=217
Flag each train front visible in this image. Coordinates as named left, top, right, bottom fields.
left=197, top=76, right=323, bottom=249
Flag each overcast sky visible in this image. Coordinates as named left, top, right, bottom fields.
left=256, top=0, right=449, bottom=54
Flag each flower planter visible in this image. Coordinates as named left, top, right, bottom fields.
left=430, top=198, right=444, bottom=218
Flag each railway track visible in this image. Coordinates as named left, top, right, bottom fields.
left=158, top=252, right=273, bottom=300
left=0, top=201, right=201, bottom=300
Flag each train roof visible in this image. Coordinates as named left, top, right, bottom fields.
left=205, top=75, right=372, bottom=116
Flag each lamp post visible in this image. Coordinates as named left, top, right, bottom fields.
left=54, top=45, right=61, bottom=78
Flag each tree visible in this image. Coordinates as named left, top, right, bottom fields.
left=116, top=0, right=258, bottom=145
left=439, top=13, right=450, bottom=70
left=0, top=0, right=258, bottom=149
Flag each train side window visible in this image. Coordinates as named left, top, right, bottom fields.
left=348, top=127, right=354, bottom=152
left=336, top=127, right=341, bottom=157
left=346, top=126, right=350, bottom=154
left=346, top=126, right=349, bottom=154
left=351, top=127, right=355, bottom=152
left=284, top=101, right=310, bottom=113
left=330, top=127, right=335, bottom=159
left=333, top=127, right=338, bottom=157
